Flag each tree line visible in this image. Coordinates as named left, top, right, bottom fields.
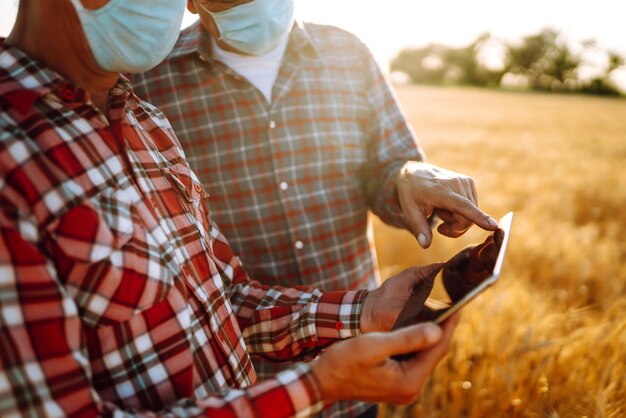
left=390, top=29, right=625, bottom=96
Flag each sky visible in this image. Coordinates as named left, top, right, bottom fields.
left=1, top=0, right=625, bottom=86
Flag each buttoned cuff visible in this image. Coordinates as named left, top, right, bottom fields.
left=316, top=290, right=368, bottom=340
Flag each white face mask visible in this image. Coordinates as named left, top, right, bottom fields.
left=70, top=0, right=186, bottom=73
left=200, top=0, right=295, bottom=56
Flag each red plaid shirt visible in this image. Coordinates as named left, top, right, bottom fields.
left=132, top=22, right=424, bottom=417
left=0, top=41, right=367, bottom=417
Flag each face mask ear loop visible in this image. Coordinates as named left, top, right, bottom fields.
left=194, top=1, right=224, bottom=40
left=69, top=0, right=85, bottom=12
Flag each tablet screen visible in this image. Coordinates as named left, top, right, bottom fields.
left=429, top=211, right=514, bottom=324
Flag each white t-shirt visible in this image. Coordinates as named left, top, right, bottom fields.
left=211, top=34, right=289, bottom=104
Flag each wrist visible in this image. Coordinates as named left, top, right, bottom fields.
left=394, top=160, right=432, bottom=211
left=359, top=290, right=377, bottom=333
left=394, top=160, right=411, bottom=190
left=310, top=357, right=338, bottom=404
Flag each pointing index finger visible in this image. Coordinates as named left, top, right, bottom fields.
left=435, top=193, right=498, bottom=231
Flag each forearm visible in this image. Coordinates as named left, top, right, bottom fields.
left=210, top=221, right=368, bottom=360
left=365, top=160, right=408, bottom=228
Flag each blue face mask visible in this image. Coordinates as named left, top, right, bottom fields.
left=201, top=0, right=295, bottom=56
left=70, top=0, right=186, bottom=73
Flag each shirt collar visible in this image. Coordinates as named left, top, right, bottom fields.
left=0, top=39, right=58, bottom=100
left=166, top=20, right=320, bottom=63
left=1, top=39, right=134, bottom=114
left=288, top=21, right=320, bottom=59
left=167, top=21, right=210, bottom=60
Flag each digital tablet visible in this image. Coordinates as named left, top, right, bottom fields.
left=390, top=212, right=513, bottom=361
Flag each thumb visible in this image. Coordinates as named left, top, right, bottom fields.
left=413, top=262, right=445, bottom=282
left=365, top=323, right=443, bottom=363
left=400, top=197, right=433, bottom=249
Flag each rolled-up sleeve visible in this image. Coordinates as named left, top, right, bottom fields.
left=359, top=43, right=426, bottom=228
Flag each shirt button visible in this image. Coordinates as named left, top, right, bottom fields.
left=279, top=181, right=289, bottom=191
left=61, top=87, right=76, bottom=102
left=294, top=240, right=304, bottom=250
left=335, top=321, right=345, bottom=330
left=269, top=120, right=276, bottom=129
left=194, top=183, right=202, bottom=193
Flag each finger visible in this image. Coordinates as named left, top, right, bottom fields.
left=436, top=209, right=472, bottom=238
left=412, top=262, right=445, bottom=282
left=403, top=313, right=459, bottom=371
left=434, top=208, right=454, bottom=223
left=365, top=323, right=443, bottom=364
left=437, top=217, right=471, bottom=238
left=399, top=194, right=434, bottom=249
left=450, top=212, right=473, bottom=235
left=433, top=194, right=498, bottom=232
left=469, top=179, right=479, bottom=208
left=436, top=204, right=476, bottom=238
left=441, top=311, right=462, bottom=332
left=494, top=228, right=505, bottom=248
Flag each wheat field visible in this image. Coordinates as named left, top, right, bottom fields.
left=374, top=86, right=626, bottom=417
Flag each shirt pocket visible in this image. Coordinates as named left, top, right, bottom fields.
left=318, top=130, right=368, bottom=179
left=162, top=164, right=212, bottom=233
left=46, top=187, right=177, bottom=328
left=311, top=89, right=370, bottom=175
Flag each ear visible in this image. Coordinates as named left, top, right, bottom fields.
left=187, top=0, right=198, bottom=14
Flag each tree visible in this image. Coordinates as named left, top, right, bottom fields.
left=390, top=45, right=447, bottom=85
left=390, top=34, right=504, bottom=87
left=504, top=29, right=562, bottom=90
left=543, top=44, right=581, bottom=90
left=389, top=28, right=624, bottom=96
left=581, top=51, right=625, bottom=96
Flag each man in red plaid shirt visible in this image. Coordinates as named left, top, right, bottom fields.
left=0, top=1, right=460, bottom=416
left=132, top=2, right=498, bottom=417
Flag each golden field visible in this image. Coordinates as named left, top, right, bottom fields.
left=374, top=86, right=626, bottom=417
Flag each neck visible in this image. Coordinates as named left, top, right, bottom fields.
left=6, top=1, right=118, bottom=112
